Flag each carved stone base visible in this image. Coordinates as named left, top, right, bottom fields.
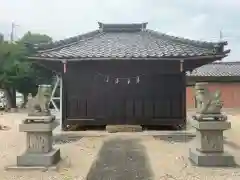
left=17, top=115, right=61, bottom=167
left=189, top=119, right=235, bottom=166
left=17, top=148, right=60, bottom=166
left=192, top=120, right=230, bottom=153
left=195, top=130, right=224, bottom=152
left=189, top=148, right=235, bottom=166
left=26, top=132, right=53, bottom=153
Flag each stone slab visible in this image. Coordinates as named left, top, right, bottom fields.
left=5, top=165, right=59, bottom=171
left=54, top=129, right=196, bottom=137
left=17, top=148, right=60, bottom=166
left=191, top=120, right=231, bottom=130
left=10, top=108, right=18, bottom=113
left=19, top=121, right=58, bottom=132
left=189, top=148, right=235, bottom=167
left=193, top=113, right=227, bottom=121
left=106, top=125, right=143, bottom=133
left=28, top=112, right=51, bottom=117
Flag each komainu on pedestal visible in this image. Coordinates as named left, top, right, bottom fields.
left=193, top=82, right=227, bottom=121
left=16, top=85, right=61, bottom=167
left=189, top=82, right=235, bottom=167
left=26, top=85, right=52, bottom=117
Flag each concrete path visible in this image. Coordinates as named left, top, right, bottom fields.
left=86, top=136, right=154, bottom=180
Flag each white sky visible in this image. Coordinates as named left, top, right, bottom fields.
left=0, top=0, right=239, bottom=61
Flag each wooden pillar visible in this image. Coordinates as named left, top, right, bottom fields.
left=180, top=60, right=186, bottom=127
left=59, top=75, right=63, bottom=129
left=61, top=60, right=67, bottom=130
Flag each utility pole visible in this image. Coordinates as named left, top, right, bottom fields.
left=9, top=22, right=18, bottom=111
left=0, top=33, right=3, bottom=43
left=10, top=22, right=15, bottom=43
left=219, top=30, right=223, bottom=41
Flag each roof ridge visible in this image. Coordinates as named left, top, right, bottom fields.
left=34, top=30, right=101, bottom=53
left=98, top=22, right=148, bottom=32
left=146, top=29, right=227, bottom=50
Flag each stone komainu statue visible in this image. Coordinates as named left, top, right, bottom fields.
left=27, top=85, right=52, bottom=116
left=195, top=82, right=223, bottom=114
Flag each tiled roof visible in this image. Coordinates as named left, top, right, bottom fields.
left=30, top=22, right=230, bottom=60
left=187, top=62, right=240, bottom=77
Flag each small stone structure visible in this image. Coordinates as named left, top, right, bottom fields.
left=106, top=125, right=143, bottom=133
left=17, top=85, right=60, bottom=167
left=189, top=82, right=235, bottom=166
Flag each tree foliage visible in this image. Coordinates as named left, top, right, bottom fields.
left=0, top=32, right=54, bottom=108
left=16, top=32, right=54, bottom=96
left=0, top=42, right=28, bottom=88
left=20, top=31, right=52, bottom=45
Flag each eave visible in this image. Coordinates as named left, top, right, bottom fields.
left=27, top=54, right=227, bottom=62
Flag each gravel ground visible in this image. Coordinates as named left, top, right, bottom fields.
left=0, top=112, right=103, bottom=180
left=0, top=112, right=240, bottom=180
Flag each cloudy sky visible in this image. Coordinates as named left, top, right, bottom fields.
left=0, top=0, right=239, bottom=61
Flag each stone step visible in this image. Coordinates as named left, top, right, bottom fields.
left=106, top=125, right=143, bottom=133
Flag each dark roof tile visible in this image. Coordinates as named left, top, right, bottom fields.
left=30, top=23, right=229, bottom=60
left=187, top=62, right=240, bottom=77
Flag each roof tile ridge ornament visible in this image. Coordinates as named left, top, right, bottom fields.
left=146, top=29, right=228, bottom=50
left=35, top=30, right=102, bottom=53
left=98, top=22, right=148, bottom=32
left=98, top=22, right=104, bottom=32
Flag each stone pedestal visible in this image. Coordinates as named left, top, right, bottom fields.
left=17, top=116, right=61, bottom=167
left=189, top=117, right=235, bottom=166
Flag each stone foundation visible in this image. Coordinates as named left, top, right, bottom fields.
left=189, top=119, right=235, bottom=166
left=16, top=116, right=60, bottom=167
left=17, top=149, right=60, bottom=166
left=189, top=148, right=235, bottom=166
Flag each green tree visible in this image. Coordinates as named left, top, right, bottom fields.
left=0, top=41, right=28, bottom=109
left=17, top=32, right=54, bottom=107
left=0, top=32, right=54, bottom=109
left=20, top=31, right=52, bottom=44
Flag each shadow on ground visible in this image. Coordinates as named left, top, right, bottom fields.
left=154, top=134, right=195, bottom=143
left=53, top=134, right=83, bottom=145
left=86, top=138, right=153, bottom=180
left=224, top=139, right=240, bottom=150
